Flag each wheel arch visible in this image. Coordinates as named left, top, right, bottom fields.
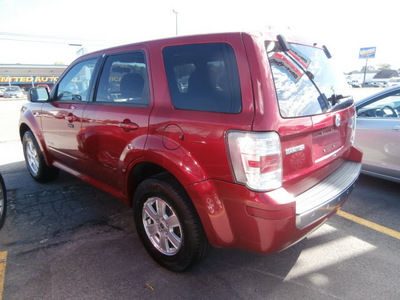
left=19, top=122, right=54, bottom=168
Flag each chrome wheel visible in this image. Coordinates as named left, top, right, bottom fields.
left=142, top=196, right=182, bottom=256
left=22, top=131, right=59, bottom=182
left=134, top=175, right=210, bottom=271
left=26, top=139, right=39, bottom=175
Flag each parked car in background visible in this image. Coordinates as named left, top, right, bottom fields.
left=19, top=32, right=362, bottom=271
left=350, top=80, right=362, bottom=88
left=361, top=82, right=380, bottom=88
left=355, top=86, right=400, bottom=183
left=4, top=86, right=24, bottom=98
left=386, top=77, right=400, bottom=88
left=0, top=86, right=7, bottom=97
left=0, top=172, right=6, bottom=230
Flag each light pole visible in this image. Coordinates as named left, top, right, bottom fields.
left=68, top=43, right=86, bottom=58
left=173, top=9, right=178, bottom=36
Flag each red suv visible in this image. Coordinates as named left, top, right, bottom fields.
left=19, top=32, right=362, bottom=271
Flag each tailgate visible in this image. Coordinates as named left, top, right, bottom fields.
left=279, top=105, right=357, bottom=196
left=311, top=109, right=354, bottom=165
left=261, top=36, right=359, bottom=194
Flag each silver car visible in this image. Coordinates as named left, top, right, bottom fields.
left=355, top=86, right=400, bottom=183
left=4, top=86, right=24, bottom=98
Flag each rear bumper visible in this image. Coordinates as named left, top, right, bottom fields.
left=295, top=160, right=361, bottom=229
left=186, top=159, right=362, bottom=254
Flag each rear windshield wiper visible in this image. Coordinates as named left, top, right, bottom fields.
left=277, top=34, right=330, bottom=110
left=327, top=95, right=354, bottom=111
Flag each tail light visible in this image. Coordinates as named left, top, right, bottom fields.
left=349, top=114, right=356, bottom=144
left=227, top=131, right=282, bottom=192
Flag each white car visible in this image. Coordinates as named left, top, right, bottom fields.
left=386, top=77, right=400, bottom=88
left=4, top=86, right=24, bottom=98
left=0, top=87, right=6, bottom=97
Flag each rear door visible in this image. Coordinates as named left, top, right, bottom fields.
left=80, top=49, right=152, bottom=190
left=41, top=58, right=98, bottom=173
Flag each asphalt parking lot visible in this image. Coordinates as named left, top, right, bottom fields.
left=0, top=96, right=399, bottom=300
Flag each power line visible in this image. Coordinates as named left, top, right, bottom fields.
left=0, top=32, right=111, bottom=46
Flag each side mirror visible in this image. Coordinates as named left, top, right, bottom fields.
left=28, top=87, right=50, bottom=102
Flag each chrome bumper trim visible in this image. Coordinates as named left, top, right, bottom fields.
left=295, top=160, right=361, bottom=229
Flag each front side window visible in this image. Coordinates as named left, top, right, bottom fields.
left=56, top=59, right=97, bottom=101
left=266, top=42, right=350, bottom=117
left=357, top=92, right=400, bottom=118
left=95, top=52, right=150, bottom=106
left=163, top=43, right=242, bottom=113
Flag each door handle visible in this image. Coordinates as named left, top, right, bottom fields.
left=119, top=120, right=139, bottom=132
left=394, top=125, right=400, bottom=131
left=65, top=114, right=78, bottom=122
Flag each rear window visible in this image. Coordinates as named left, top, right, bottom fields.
left=163, top=43, right=242, bottom=113
left=266, top=42, right=349, bottom=118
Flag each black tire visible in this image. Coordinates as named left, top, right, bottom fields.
left=133, top=174, right=210, bottom=272
left=0, top=173, right=7, bottom=230
left=22, top=131, right=59, bottom=183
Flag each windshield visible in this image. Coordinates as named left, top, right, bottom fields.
left=6, top=87, right=21, bottom=91
left=266, top=42, right=351, bottom=117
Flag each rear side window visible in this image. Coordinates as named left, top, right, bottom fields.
left=163, top=43, right=241, bottom=113
left=95, top=51, right=150, bottom=107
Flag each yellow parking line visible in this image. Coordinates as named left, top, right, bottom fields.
left=337, top=210, right=400, bottom=240
left=0, top=251, right=7, bottom=300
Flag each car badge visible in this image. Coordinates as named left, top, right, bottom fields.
left=334, top=114, right=341, bottom=127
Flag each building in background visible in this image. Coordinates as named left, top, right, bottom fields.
left=0, top=64, right=68, bottom=92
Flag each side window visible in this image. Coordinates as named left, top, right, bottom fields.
left=95, top=52, right=150, bottom=107
left=56, top=59, right=97, bottom=101
left=357, top=92, right=400, bottom=118
left=163, top=43, right=242, bottom=113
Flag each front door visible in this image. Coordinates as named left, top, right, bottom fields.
left=41, top=58, right=98, bottom=173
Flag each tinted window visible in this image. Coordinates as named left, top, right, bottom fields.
left=163, top=43, right=241, bottom=113
left=95, top=52, right=150, bottom=107
left=56, top=59, right=97, bottom=101
left=266, top=43, right=350, bottom=117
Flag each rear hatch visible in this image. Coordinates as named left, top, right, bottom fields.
left=265, top=37, right=356, bottom=195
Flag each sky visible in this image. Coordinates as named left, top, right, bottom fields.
left=0, top=0, right=398, bottom=73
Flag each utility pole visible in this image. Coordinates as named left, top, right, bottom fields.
left=363, top=59, right=368, bottom=85
left=173, top=9, right=178, bottom=36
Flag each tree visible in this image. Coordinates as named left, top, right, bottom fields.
left=360, top=65, right=375, bottom=72
left=377, top=63, right=391, bottom=71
